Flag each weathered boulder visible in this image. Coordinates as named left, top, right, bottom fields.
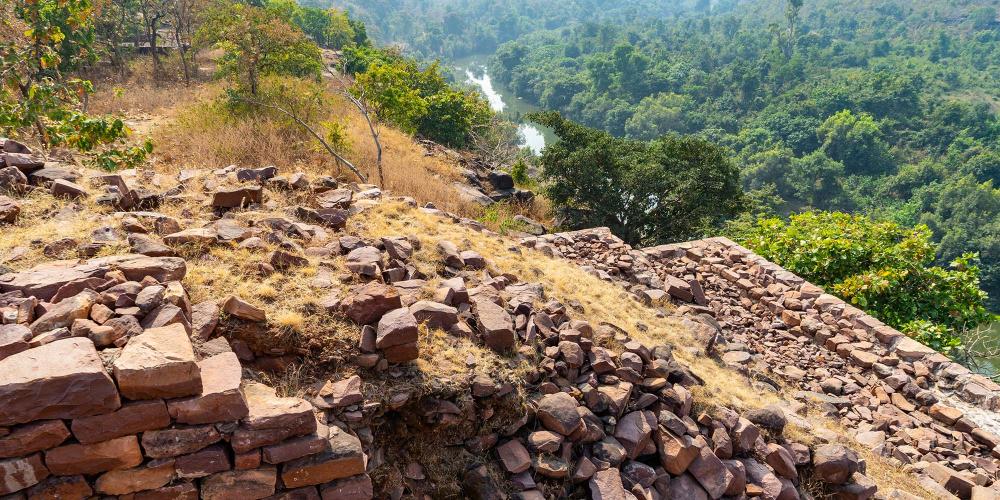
left=409, top=300, right=459, bottom=330
left=813, top=444, right=859, bottom=485
left=262, top=427, right=330, bottom=465
left=0, top=260, right=108, bottom=301
left=0, top=324, right=32, bottom=361
left=0, top=166, right=29, bottom=191
left=375, top=308, right=418, bottom=349
left=24, top=475, right=93, bottom=499
left=316, top=188, right=352, bottom=209
left=497, top=440, right=531, bottom=473
left=212, top=186, right=263, bottom=208
left=614, top=411, right=655, bottom=459
left=315, top=375, right=363, bottom=409
left=0, top=420, right=70, bottom=458
left=345, top=246, right=383, bottom=277
left=473, top=297, right=515, bottom=352
left=113, top=323, right=202, bottom=400
left=30, top=290, right=98, bottom=335
left=141, top=425, right=222, bottom=458
left=0, top=195, right=19, bottom=224
left=339, top=282, right=401, bottom=325
left=50, top=179, right=88, bottom=199
left=88, top=254, right=187, bottom=283
left=201, top=467, right=277, bottom=500
left=94, top=459, right=175, bottom=495
left=0, top=338, right=120, bottom=426
left=175, top=444, right=231, bottom=478
left=2, top=152, right=43, bottom=173
left=589, top=468, right=628, bottom=500
left=222, top=295, right=267, bottom=322
left=164, top=228, right=219, bottom=246
left=0, top=453, right=50, bottom=495
left=688, top=444, right=734, bottom=498
left=232, top=382, right=316, bottom=453
left=320, top=474, right=374, bottom=500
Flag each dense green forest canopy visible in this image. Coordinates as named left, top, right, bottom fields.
left=313, top=0, right=1000, bottom=310
left=305, top=0, right=698, bottom=59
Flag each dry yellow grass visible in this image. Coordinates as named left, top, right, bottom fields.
left=148, top=80, right=484, bottom=217
left=0, top=181, right=124, bottom=268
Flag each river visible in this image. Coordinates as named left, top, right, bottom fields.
left=451, top=55, right=555, bottom=156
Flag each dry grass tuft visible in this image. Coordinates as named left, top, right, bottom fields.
left=0, top=182, right=115, bottom=270
left=149, top=80, right=490, bottom=217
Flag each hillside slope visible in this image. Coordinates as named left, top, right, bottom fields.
left=2, top=91, right=1000, bottom=497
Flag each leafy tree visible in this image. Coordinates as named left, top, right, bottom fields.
left=817, top=109, right=894, bottom=175
left=351, top=61, right=428, bottom=133
left=787, top=150, right=849, bottom=209
left=624, top=93, right=691, bottom=139
left=531, top=111, right=744, bottom=245
left=417, top=90, right=491, bottom=149
left=197, top=1, right=322, bottom=95
left=0, top=0, right=149, bottom=168
left=349, top=55, right=490, bottom=148
left=730, top=211, right=992, bottom=354
left=970, top=7, right=996, bottom=31
left=266, top=0, right=358, bottom=49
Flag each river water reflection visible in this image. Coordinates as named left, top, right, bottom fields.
left=452, top=56, right=554, bottom=155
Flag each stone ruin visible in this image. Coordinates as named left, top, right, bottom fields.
left=521, top=227, right=1000, bottom=499
left=1, top=140, right=996, bottom=498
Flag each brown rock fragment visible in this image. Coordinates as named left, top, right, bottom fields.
left=25, top=474, right=92, bottom=500
left=232, top=382, right=316, bottom=453
left=201, top=467, right=276, bottom=500
left=0, top=338, right=120, bottom=426
left=175, top=444, right=231, bottom=478
left=0, top=453, right=49, bottom=495
left=141, top=425, right=222, bottom=458
left=167, top=352, right=248, bottom=424
left=44, top=435, right=143, bottom=475
left=113, top=323, right=202, bottom=400
left=0, top=420, right=70, bottom=458
left=71, top=399, right=171, bottom=444
left=94, top=459, right=175, bottom=495
left=280, top=427, right=366, bottom=488
left=319, top=474, right=373, bottom=500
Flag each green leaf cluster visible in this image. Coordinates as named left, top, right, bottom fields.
left=0, top=0, right=144, bottom=165
left=532, top=111, right=745, bottom=246
left=348, top=51, right=492, bottom=148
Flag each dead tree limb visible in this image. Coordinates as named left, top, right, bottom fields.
left=230, top=93, right=368, bottom=183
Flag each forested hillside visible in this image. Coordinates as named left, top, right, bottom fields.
left=320, top=0, right=1000, bottom=309
left=308, top=0, right=697, bottom=59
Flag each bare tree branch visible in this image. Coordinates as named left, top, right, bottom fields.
left=324, top=64, right=384, bottom=187
left=229, top=92, right=368, bottom=183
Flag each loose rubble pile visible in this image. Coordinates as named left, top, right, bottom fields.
left=523, top=228, right=1000, bottom=499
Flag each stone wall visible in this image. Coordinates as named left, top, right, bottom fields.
left=522, top=228, right=1000, bottom=498
left=0, top=257, right=369, bottom=499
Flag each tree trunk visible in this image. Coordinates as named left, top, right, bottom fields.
left=175, top=27, right=190, bottom=85
left=148, top=18, right=161, bottom=83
